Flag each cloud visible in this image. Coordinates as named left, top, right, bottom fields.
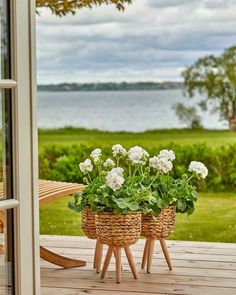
left=36, top=0, right=236, bottom=83
left=148, top=0, right=199, bottom=8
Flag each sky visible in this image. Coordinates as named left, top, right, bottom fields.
left=36, top=0, right=236, bottom=84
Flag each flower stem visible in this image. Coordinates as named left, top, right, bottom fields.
left=87, top=172, right=92, bottom=183
left=149, top=171, right=159, bottom=188
left=129, top=164, right=132, bottom=177
left=187, top=175, right=194, bottom=182
left=117, top=157, right=120, bottom=167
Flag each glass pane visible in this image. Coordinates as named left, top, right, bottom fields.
left=0, top=89, right=13, bottom=201
left=0, top=0, right=11, bottom=79
left=0, top=209, right=14, bottom=295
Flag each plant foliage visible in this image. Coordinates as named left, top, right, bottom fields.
left=183, top=46, right=236, bottom=129
left=36, top=0, right=133, bottom=16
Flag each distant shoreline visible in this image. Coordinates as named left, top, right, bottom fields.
left=38, top=81, right=183, bottom=92
left=38, top=127, right=229, bottom=134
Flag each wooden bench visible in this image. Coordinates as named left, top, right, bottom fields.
left=0, top=179, right=86, bottom=268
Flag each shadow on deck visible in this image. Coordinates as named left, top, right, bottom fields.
left=40, top=235, right=236, bottom=295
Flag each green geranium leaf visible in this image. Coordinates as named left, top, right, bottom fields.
left=127, top=202, right=139, bottom=211
left=191, top=190, right=198, bottom=201
left=115, top=198, right=130, bottom=209
left=177, top=199, right=187, bottom=212
left=68, top=202, right=84, bottom=213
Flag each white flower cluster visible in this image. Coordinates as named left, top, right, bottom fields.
left=112, top=144, right=127, bottom=157
left=105, top=167, right=124, bottom=191
left=188, top=161, right=208, bottom=179
left=159, top=149, right=176, bottom=161
left=90, top=148, right=102, bottom=164
left=149, top=149, right=175, bottom=173
left=79, top=159, right=93, bottom=174
left=103, top=158, right=115, bottom=169
left=149, top=156, right=173, bottom=173
left=128, top=146, right=149, bottom=165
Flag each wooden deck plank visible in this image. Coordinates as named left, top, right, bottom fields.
left=41, top=236, right=236, bottom=295
left=41, top=264, right=236, bottom=279
left=41, top=268, right=236, bottom=287
left=41, top=288, right=161, bottom=295
left=41, top=246, right=236, bottom=262
left=41, top=235, right=236, bottom=249
left=42, top=277, right=236, bottom=295
left=41, top=242, right=236, bottom=256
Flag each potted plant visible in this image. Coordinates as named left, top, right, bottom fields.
left=69, top=144, right=150, bottom=283
left=140, top=150, right=208, bottom=273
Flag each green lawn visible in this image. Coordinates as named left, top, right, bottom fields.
left=38, top=128, right=236, bottom=149
left=40, top=193, right=236, bottom=243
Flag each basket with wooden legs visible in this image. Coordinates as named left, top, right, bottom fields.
left=81, top=207, right=103, bottom=273
left=95, top=212, right=141, bottom=283
left=141, top=206, right=176, bottom=273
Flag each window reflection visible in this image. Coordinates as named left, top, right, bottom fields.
left=0, top=0, right=14, bottom=294
left=0, top=0, right=11, bottom=79
left=0, top=209, right=14, bottom=294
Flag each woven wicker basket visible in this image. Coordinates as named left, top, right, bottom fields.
left=95, top=212, right=141, bottom=247
left=141, top=206, right=176, bottom=239
left=81, top=207, right=97, bottom=240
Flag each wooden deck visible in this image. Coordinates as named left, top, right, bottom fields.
left=40, top=235, right=236, bottom=295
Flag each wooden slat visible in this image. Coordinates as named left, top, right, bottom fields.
left=39, top=187, right=84, bottom=205
left=41, top=235, right=236, bottom=249
left=40, top=246, right=236, bottom=263
left=41, top=276, right=236, bottom=295
left=40, top=239, right=236, bottom=256
left=41, top=288, right=155, bottom=295
left=41, top=268, right=236, bottom=287
left=0, top=180, right=84, bottom=202
left=38, top=183, right=82, bottom=196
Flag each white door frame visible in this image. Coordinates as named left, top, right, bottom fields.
left=0, top=0, right=40, bottom=294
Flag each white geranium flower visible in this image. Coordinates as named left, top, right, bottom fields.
left=188, top=161, right=208, bottom=179
left=112, top=144, right=127, bottom=157
left=110, top=167, right=124, bottom=176
left=105, top=168, right=124, bottom=191
left=103, top=158, right=115, bottom=169
left=90, top=148, right=102, bottom=163
left=128, top=146, right=149, bottom=165
left=149, top=156, right=173, bottom=173
left=159, top=149, right=175, bottom=161
left=143, top=148, right=149, bottom=158
left=79, top=159, right=93, bottom=174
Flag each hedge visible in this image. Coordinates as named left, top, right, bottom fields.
left=39, top=143, right=236, bottom=192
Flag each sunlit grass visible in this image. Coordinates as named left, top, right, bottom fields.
left=40, top=193, right=236, bottom=243
left=38, top=128, right=236, bottom=150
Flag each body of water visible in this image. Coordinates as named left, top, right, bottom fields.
left=37, top=89, right=227, bottom=132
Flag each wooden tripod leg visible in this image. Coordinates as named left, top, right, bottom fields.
left=160, top=238, right=172, bottom=270
left=115, top=247, right=121, bottom=284
left=96, top=242, right=103, bottom=273
left=147, top=239, right=155, bottom=274
left=141, top=239, right=150, bottom=269
left=93, top=240, right=99, bottom=269
left=101, top=246, right=113, bottom=279
left=113, top=248, right=123, bottom=271
left=124, top=246, right=138, bottom=279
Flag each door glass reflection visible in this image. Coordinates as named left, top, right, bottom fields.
left=0, top=209, right=14, bottom=295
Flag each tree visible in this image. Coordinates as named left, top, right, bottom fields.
left=173, top=103, right=202, bottom=129
left=36, top=0, right=133, bottom=16
left=182, top=46, right=236, bottom=130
